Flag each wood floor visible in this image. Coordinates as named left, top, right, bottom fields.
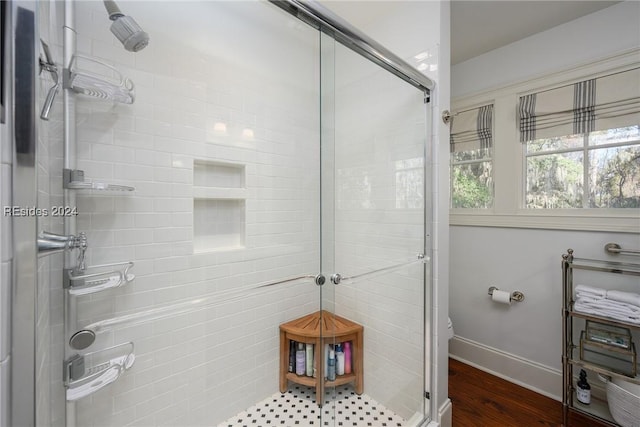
left=448, top=358, right=609, bottom=427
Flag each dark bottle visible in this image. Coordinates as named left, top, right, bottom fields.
left=288, top=341, right=296, bottom=372
left=576, top=369, right=591, bottom=405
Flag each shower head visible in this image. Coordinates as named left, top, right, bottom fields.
left=103, top=0, right=149, bottom=52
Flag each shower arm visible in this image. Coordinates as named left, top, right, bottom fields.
left=103, top=0, right=124, bottom=20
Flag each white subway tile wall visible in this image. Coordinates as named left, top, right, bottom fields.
left=63, top=2, right=321, bottom=426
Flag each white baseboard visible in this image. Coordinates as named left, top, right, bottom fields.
left=437, top=398, right=452, bottom=427
left=449, top=335, right=562, bottom=401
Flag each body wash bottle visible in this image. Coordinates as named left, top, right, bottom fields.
left=336, top=343, right=345, bottom=376
left=296, top=343, right=306, bottom=376
left=344, top=341, right=352, bottom=374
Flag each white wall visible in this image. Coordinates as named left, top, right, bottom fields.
left=452, top=1, right=640, bottom=98
left=450, top=0, right=640, bottom=400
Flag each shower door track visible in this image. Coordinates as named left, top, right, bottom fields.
left=268, top=0, right=435, bottom=96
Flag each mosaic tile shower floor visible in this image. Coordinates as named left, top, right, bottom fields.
left=218, top=384, right=405, bottom=427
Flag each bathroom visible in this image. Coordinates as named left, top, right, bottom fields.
left=1, top=1, right=639, bottom=427
left=2, top=1, right=450, bottom=426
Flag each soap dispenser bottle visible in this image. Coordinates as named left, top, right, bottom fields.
left=576, top=369, right=591, bottom=405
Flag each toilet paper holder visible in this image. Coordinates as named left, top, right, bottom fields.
left=488, top=286, right=525, bottom=302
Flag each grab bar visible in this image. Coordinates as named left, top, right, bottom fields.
left=331, top=253, right=427, bottom=285
left=605, top=243, right=640, bottom=256
left=78, top=274, right=318, bottom=336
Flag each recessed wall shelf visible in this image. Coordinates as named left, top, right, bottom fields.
left=65, top=55, right=135, bottom=104
left=63, top=168, right=135, bottom=192
left=193, top=160, right=247, bottom=252
left=194, top=199, right=245, bottom=252
left=194, top=160, right=245, bottom=188
left=64, top=342, right=135, bottom=401
left=65, top=261, right=135, bottom=296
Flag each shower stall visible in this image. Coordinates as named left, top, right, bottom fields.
left=6, top=0, right=440, bottom=425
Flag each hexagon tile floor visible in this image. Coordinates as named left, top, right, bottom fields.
left=218, top=384, right=405, bottom=427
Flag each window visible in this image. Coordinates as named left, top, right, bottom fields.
left=519, top=67, right=640, bottom=210
left=449, top=104, right=494, bottom=208
left=450, top=54, right=640, bottom=232
left=525, top=126, right=640, bottom=209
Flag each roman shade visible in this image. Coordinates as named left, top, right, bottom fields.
left=519, top=67, right=640, bottom=142
left=450, top=104, right=493, bottom=153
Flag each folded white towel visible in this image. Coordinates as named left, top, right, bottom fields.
left=575, top=284, right=607, bottom=298
left=574, top=297, right=640, bottom=324
left=607, top=290, right=640, bottom=308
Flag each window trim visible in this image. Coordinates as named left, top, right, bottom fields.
left=450, top=48, right=640, bottom=234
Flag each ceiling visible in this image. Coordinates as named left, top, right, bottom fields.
left=451, top=1, right=621, bottom=65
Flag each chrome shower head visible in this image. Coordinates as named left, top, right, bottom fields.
left=103, top=0, right=149, bottom=52
left=110, top=15, right=149, bottom=52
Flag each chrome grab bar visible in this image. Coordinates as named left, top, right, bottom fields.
left=605, top=243, right=640, bottom=256
left=331, top=253, right=427, bottom=285
left=79, top=274, right=318, bottom=337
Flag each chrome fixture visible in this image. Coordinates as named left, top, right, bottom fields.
left=69, top=330, right=96, bottom=351
left=488, top=286, right=525, bottom=302
left=331, top=253, right=427, bottom=285
left=605, top=242, right=640, bottom=256
left=102, top=0, right=149, bottom=52
left=63, top=168, right=135, bottom=191
left=37, top=231, right=87, bottom=255
left=441, top=110, right=452, bottom=125
left=39, top=39, right=60, bottom=120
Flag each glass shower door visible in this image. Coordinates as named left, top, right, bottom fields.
left=321, top=33, right=431, bottom=426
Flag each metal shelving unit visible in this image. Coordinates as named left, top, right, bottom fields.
left=561, top=249, right=640, bottom=426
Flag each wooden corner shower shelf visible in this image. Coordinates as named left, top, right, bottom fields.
left=279, top=310, right=363, bottom=406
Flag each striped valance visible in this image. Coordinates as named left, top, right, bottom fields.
left=519, top=67, right=640, bottom=142
left=450, top=104, right=493, bottom=153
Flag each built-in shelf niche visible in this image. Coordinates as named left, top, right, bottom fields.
left=193, top=160, right=246, bottom=252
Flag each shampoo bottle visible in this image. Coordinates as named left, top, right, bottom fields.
left=344, top=341, right=352, bottom=374
left=327, top=349, right=336, bottom=381
left=305, top=343, right=314, bottom=377
left=336, top=343, right=345, bottom=376
left=576, top=369, right=591, bottom=405
left=295, top=343, right=306, bottom=376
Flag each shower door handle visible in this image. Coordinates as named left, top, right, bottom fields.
left=330, top=254, right=426, bottom=286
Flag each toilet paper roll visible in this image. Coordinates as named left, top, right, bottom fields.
left=492, top=289, right=512, bottom=305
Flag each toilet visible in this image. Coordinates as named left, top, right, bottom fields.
left=447, top=317, right=454, bottom=340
